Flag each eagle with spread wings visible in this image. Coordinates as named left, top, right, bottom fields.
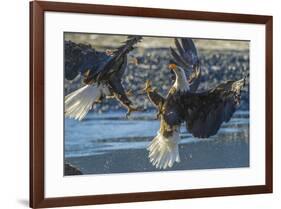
left=64, top=36, right=142, bottom=120
left=145, top=38, right=247, bottom=169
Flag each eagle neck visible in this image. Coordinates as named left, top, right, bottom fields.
left=174, top=69, right=189, bottom=92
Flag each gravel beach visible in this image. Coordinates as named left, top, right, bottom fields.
left=64, top=34, right=250, bottom=112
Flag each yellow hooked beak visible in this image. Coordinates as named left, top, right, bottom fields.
left=168, top=63, right=177, bottom=71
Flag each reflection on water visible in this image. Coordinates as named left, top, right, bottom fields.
left=65, top=111, right=249, bottom=175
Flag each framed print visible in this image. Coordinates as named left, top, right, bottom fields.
left=30, top=1, right=273, bottom=208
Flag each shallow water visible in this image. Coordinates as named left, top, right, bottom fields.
left=64, top=110, right=249, bottom=175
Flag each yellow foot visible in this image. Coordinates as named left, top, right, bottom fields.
left=126, top=89, right=133, bottom=97
left=125, top=106, right=141, bottom=118
left=143, top=80, right=152, bottom=93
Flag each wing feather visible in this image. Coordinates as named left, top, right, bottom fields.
left=95, top=36, right=142, bottom=82
left=162, top=94, right=184, bottom=126
left=170, top=47, right=189, bottom=69
left=174, top=39, right=186, bottom=60
left=165, top=78, right=246, bottom=138
left=64, top=40, right=109, bottom=81
left=170, top=38, right=201, bottom=92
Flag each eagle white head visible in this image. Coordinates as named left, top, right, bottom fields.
left=169, top=64, right=189, bottom=92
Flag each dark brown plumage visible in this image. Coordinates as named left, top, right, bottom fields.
left=163, top=78, right=246, bottom=138
left=146, top=38, right=247, bottom=169
left=64, top=36, right=142, bottom=120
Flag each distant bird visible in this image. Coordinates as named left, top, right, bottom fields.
left=64, top=36, right=142, bottom=120
left=145, top=38, right=247, bottom=169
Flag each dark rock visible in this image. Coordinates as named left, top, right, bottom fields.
left=64, top=162, right=83, bottom=175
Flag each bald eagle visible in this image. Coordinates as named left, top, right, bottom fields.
left=64, top=36, right=142, bottom=120
left=145, top=38, right=247, bottom=169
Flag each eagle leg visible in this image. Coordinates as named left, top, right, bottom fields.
left=144, top=79, right=166, bottom=119
left=126, top=89, right=134, bottom=97
left=125, top=106, right=140, bottom=118
left=105, top=95, right=115, bottom=99
left=156, top=101, right=164, bottom=119
left=91, top=99, right=103, bottom=109
left=143, top=80, right=153, bottom=93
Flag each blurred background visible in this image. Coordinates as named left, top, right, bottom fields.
left=64, top=33, right=249, bottom=112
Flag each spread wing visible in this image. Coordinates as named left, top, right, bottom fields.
left=164, top=77, right=246, bottom=138
left=64, top=40, right=109, bottom=81
left=64, top=36, right=142, bottom=84
left=170, top=38, right=201, bottom=91
left=94, top=36, right=142, bottom=83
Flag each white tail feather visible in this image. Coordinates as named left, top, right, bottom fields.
left=147, top=131, right=180, bottom=169
left=65, top=85, right=101, bottom=121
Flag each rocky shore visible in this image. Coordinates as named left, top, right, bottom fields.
left=64, top=46, right=249, bottom=113
left=64, top=162, right=83, bottom=175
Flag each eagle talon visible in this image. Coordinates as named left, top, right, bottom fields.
left=126, top=89, right=133, bottom=97
left=91, top=99, right=103, bottom=109
left=125, top=112, right=131, bottom=119
left=95, top=99, right=103, bottom=104
left=125, top=106, right=140, bottom=118
left=106, top=95, right=115, bottom=99
left=143, top=80, right=153, bottom=93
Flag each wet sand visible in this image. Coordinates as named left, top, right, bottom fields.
left=65, top=138, right=249, bottom=175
